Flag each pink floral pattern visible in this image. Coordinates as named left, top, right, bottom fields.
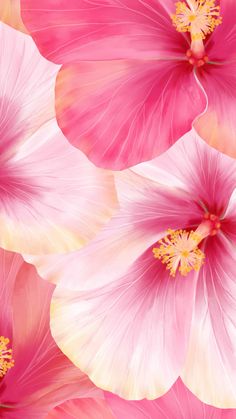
left=45, top=131, right=236, bottom=406
left=21, top=0, right=236, bottom=168
left=0, top=22, right=116, bottom=255
left=0, top=1, right=235, bottom=417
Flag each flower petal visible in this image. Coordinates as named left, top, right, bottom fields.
left=182, top=235, right=236, bottom=408
left=0, top=250, right=24, bottom=339
left=25, top=168, right=202, bottom=286
left=51, top=246, right=197, bottom=400
left=133, top=130, right=236, bottom=214
left=0, top=256, right=100, bottom=415
left=194, top=61, right=236, bottom=159
left=0, top=0, right=27, bottom=33
left=46, top=398, right=115, bottom=419
left=221, top=189, right=236, bottom=244
left=0, top=22, right=59, bottom=157
left=0, top=119, right=116, bottom=255
left=21, top=0, right=186, bottom=63
left=55, top=61, right=205, bottom=169
left=206, top=0, right=236, bottom=62
left=106, top=378, right=236, bottom=418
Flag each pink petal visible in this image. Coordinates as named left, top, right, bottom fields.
left=51, top=246, right=197, bottom=400
left=0, top=1, right=28, bottom=33
left=0, top=250, right=24, bottom=340
left=206, top=0, right=236, bottom=62
left=21, top=0, right=186, bottom=63
left=25, top=168, right=203, bottom=286
left=55, top=61, right=205, bottom=169
left=106, top=378, right=236, bottom=418
left=194, top=61, right=236, bottom=159
left=221, top=190, right=236, bottom=244
left=0, top=22, right=59, bottom=157
left=46, top=398, right=115, bottom=419
left=182, top=235, right=236, bottom=407
left=0, top=23, right=116, bottom=254
left=0, top=255, right=100, bottom=415
left=133, top=130, right=236, bottom=214
left=0, top=119, right=116, bottom=255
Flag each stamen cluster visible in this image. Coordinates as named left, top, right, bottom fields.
left=172, top=0, right=222, bottom=40
left=153, top=229, right=205, bottom=277
left=0, top=336, right=14, bottom=378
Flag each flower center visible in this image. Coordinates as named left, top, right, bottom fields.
left=0, top=336, right=14, bottom=378
left=153, top=212, right=221, bottom=277
left=171, top=0, right=222, bottom=64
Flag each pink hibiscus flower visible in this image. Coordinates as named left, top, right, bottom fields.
left=21, top=0, right=236, bottom=169
left=38, top=130, right=236, bottom=407
left=0, top=249, right=115, bottom=419
left=0, top=22, right=116, bottom=255
left=106, top=378, right=236, bottom=418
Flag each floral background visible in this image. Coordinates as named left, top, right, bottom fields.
left=0, top=0, right=236, bottom=417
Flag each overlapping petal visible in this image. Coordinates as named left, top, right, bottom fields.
left=55, top=61, right=205, bottom=169
left=0, top=251, right=100, bottom=417
left=106, top=378, right=236, bottom=418
left=0, top=119, right=116, bottom=254
left=51, top=247, right=197, bottom=400
left=182, top=235, right=236, bottom=408
left=0, top=0, right=27, bottom=33
left=20, top=0, right=236, bottom=167
left=0, top=22, right=58, bottom=156
left=206, top=0, right=236, bottom=62
left=194, top=61, right=236, bottom=159
left=0, top=251, right=23, bottom=340
left=0, top=22, right=116, bottom=254
left=20, top=0, right=187, bottom=63
left=133, top=131, right=236, bottom=214
left=26, top=165, right=203, bottom=285
left=46, top=398, right=114, bottom=419
left=20, top=0, right=210, bottom=169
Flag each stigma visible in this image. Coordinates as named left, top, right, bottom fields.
left=172, top=0, right=222, bottom=60
left=153, top=213, right=221, bottom=277
left=0, top=336, right=14, bottom=378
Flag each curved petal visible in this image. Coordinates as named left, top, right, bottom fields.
left=0, top=22, right=59, bottom=158
left=0, top=119, right=116, bottom=255
left=0, top=250, right=23, bottom=339
left=132, top=130, right=236, bottom=215
left=25, top=169, right=202, bottom=286
left=0, top=1, right=28, bottom=33
left=46, top=398, right=115, bottom=419
left=194, top=61, right=236, bottom=159
left=20, top=0, right=187, bottom=63
left=0, top=256, right=100, bottom=415
left=221, top=189, right=236, bottom=244
left=106, top=378, right=236, bottom=418
left=55, top=61, right=205, bottom=169
left=182, top=235, right=236, bottom=408
left=206, top=0, right=236, bottom=62
left=51, top=245, right=197, bottom=400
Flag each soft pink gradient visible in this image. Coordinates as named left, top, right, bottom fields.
left=106, top=378, right=236, bottom=418
left=0, top=22, right=116, bottom=255
left=48, top=131, right=236, bottom=406
left=0, top=0, right=27, bottom=33
left=21, top=0, right=236, bottom=168
left=46, top=398, right=115, bottom=419
left=0, top=250, right=105, bottom=419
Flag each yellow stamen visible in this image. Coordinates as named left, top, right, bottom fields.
left=153, top=229, right=205, bottom=277
left=0, top=336, right=14, bottom=378
left=172, top=0, right=222, bottom=41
